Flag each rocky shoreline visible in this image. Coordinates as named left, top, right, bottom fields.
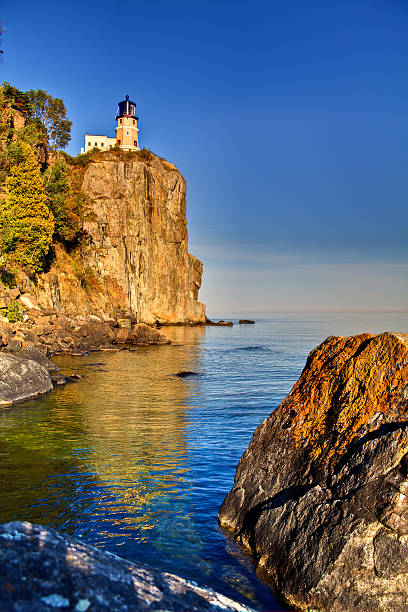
left=0, top=521, right=255, bottom=611
left=0, top=291, right=172, bottom=405
left=0, top=289, right=242, bottom=404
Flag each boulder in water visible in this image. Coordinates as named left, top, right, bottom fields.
left=218, top=332, right=408, bottom=612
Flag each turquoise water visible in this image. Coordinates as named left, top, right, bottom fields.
left=0, top=313, right=407, bottom=610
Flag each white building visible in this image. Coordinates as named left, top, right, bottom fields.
left=80, top=134, right=116, bottom=154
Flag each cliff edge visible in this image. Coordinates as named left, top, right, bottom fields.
left=35, top=151, right=206, bottom=324
left=219, top=332, right=408, bottom=612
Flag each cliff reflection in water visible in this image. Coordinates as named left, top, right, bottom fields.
left=0, top=322, right=280, bottom=609
left=0, top=326, right=205, bottom=552
left=56, top=326, right=205, bottom=549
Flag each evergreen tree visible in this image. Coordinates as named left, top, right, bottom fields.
left=0, top=141, right=54, bottom=274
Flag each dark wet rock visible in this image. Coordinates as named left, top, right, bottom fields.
left=50, top=372, right=77, bottom=386
left=128, top=323, right=171, bottom=345
left=0, top=522, right=254, bottom=611
left=238, top=320, right=255, bottom=324
left=218, top=332, right=408, bottom=612
left=205, top=318, right=233, bottom=327
left=0, top=352, right=52, bottom=405
left=4, top=343, right=59, bottom=372
left=175, top=371, right=201, bottom=377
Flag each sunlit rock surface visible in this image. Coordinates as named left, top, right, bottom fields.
left=36, top=152, right=206, bottom=324
left=218, top=332, right=408, bottom=611
left=0, top=352, right=52, bottom=404
left=0, top=522, right=254, bottom=611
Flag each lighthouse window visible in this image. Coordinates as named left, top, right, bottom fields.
left=101, top=143, right=104, bottom=147
left=126, top=130, right=129, bottom=136
left=134, top=141, right=137, bottom=147
left=120, top=118, right=122, bottom=124
left=88, top=142, right=91, bottom=146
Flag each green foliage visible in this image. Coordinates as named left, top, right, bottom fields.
left=2, top=82, right=31, bottom=115
left=70, top=246, right=99, bottom=293
left=1, top=299, right=23, bottom=322
left=0, top=141, right=54, bottom=274
left=44, top=159, right=74, bottom=241
left=27, top=89, right=72, bottom=150
left=67, top=148, right=100, bottom=167
left=0, top=84, right=47, bottom=187
left=17, top=119, right=47, bottom=148
left=137, top=147, right=155, bottom=161
left=0, top=266, right=16, bottom=288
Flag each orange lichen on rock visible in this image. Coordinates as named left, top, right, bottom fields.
left=278, top=332, right=408, bottom=461
left=219, top=331, right=408, bottom=612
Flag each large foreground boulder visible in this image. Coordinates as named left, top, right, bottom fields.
left=0, top=352, right=52, bottom=404
left=218, top=332, right=408, bottom=611
left=0, top=522, right=254, bottom=611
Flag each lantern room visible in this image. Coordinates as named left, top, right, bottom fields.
left=115, top=95, right=140, bottom=151
left=116, top=95, right=138, bottom=120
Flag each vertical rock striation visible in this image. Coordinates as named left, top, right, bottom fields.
left=36, top=152, right=206, bottom=324
left=218, top=332, right=408, bottom=612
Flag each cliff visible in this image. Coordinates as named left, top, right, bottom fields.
left=34, top=151, right=206, bottom=324
left=218, top=332, right=408, bottom=612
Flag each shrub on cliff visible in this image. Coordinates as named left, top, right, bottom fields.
left=0, top=84, right=47, bottom=185
left=1, top=299, right=23, bottom=322
left=0, top=141, right=54, bottom=274
left=44, top=159, right=81, bottom=243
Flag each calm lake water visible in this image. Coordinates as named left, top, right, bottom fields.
left=0, top=313, right=407, bottom=610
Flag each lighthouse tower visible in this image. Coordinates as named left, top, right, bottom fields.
left=115, top=95, right=140, bottom=151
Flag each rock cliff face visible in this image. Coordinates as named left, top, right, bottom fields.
left=36, top=152, right=205, bottom=324
left=218, top=332, right=408, bottom=612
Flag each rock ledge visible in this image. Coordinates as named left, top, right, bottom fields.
left=0, top=521, right=254, bottom=611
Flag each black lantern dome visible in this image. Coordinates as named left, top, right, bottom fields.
left=116, top=95, right=138, bottom=119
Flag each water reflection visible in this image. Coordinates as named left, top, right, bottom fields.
left=0, top=323, right=282, bottom=610
left=54, top=328, right=206, bottom=544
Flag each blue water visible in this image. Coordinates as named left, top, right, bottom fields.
left=0, top=313, right=407, bottom=610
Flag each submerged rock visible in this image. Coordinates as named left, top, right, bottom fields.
left=175, top=371, right=200, bottom=377
left=0, top=522, right=254, bottom=611
left=218, top=332, right=408, bottom=612
left=0, top=352, right=52, bottom=404
left=238, top=320, right=255, bottom=324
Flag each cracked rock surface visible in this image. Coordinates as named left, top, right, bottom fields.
left=0, top=522, right=254, bottom=611
left=218, top=332, right=408, bottom=612
left=0, top=352, right=52, bottom=404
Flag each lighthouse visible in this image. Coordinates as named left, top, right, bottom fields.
left=115, top=95, right=140, bottom=151
left=80, top=95, right=141, bottom=154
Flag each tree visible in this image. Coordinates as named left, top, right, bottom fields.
left=2, top=82, right=31, bottom=115
left=44, top=159, right=81, bottom=242
left=0, top=141, right=54, bottom=274
left=27, top=89, right=72, bottom=149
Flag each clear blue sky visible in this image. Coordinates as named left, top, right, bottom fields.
left=2, top=0, right=408, bottom=314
